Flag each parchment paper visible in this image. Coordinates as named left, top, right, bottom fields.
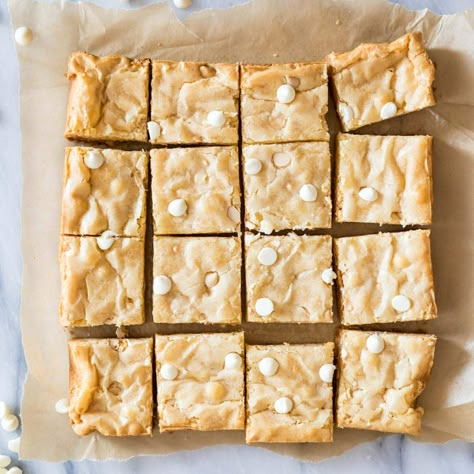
left=7, top=0, right=474, bottom=462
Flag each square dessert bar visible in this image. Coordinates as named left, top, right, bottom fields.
left=61, top=147, right=148, bottom=237
left=69, top=338, right=153, bottom=436
left=151, top=147, right=240, bottom=234
left=246, top=343, right=334, bottom=443
left=150, top=61, right=239, bottom=145
left=334, top=230, right=437, bottom=325
left=243, top=142, right=331, bottom=233
left=65, top=52, right=150, bottom=142
left=326, top=33, right=435, bottom=131
left=59, top=236, right=144, bottom=327
left=335, top=134, right=433, bottom=225
left=155, top=332, right=245, bottom=432
left=245, top=233, right=333, bottom=323
left=240, top=62, right=329, bottom=144
left=153, top=237, right=241, bottom=324
left=336, top=329, right=436, bottom=435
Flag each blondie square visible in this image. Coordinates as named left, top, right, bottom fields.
left=153, top=237, right=241, bottom=324
left=245, top=233, right=333, bottom=323
left=65, top=52, right=150, bottom=142
left=336, top=329, right=436, bottom=435
left=61, top=147, right=148, bottom=237
left=149, top=61, right=239, bottom=145
left=326, top=33, right=435, bottom=131
left=59, top=236, right=144, bottom=327
left=243, top=142, right=331, bottom=233
left=68, top=338, right=153, bottom=436
left=240, top=62, right=329, bottom=143
left=155, top=332, right=245, bottom=432
left=334, top=230, right=437, bottom=325
left=246, top=343, right=334, bottom=443
left=335, top=134, right=433, bottom=225
left=151, top=147, right=240, bottom=234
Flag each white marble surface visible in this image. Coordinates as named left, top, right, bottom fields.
left=1, top=0, right=473, bottom=472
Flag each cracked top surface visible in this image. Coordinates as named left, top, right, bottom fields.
left=243, top=142, right=332, bottom=233
left=69, top=338, right=153, bottom=436
left=326, top=33, right=435, bottom=131
left=246, top=343, right=334, bottom=443
left=245, top=233, right=333, bottom=323
left=153, top=237, right=241, bottom=324
left=241, top=62, right=329, bottom=143
left=65, top=52, right=149, bottom=142
left=151, top=147, right=240, bottom=234
left=59, top=236, right=144, bottom=327
left=335, top=134, right=433, bottom=225
left=150, top=61, right=239, bottom=145
left=61, top=147, right=148, bottom=237
left=336, top=329, right=436, bottom=435
left=155, top=332, right=245, bottom=432
left=334, top=230, right=437, bottom=325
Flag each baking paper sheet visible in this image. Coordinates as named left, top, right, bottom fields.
left=7, top=0, right=474, bottom=462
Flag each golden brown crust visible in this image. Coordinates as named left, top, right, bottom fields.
left=65, top=51, right=150, bottom=142
left=336, top=329, right=436, bottom=435
left=68, top=338, right=153, bottom=436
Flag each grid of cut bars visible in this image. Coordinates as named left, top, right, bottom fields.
left=61, top=32, right=439, bottom=442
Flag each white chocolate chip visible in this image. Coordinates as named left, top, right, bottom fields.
left=160, top=363, right=178, bottom=380
left=319, top=364, right=336, bottom=383
left=366, top=334, right=385, bottom=354
left=259, top=220, right=274, bottom=235
left=84, top=150, right=104, bottom=169
left=255, top=297, right=274, bottom=317
left=299, top=184, right=318, bottom=202
left=227, top=206, right=240, bottom=223
left=173, top=0, right=192, bottom=8
left=277, top=84, right=296, bottom=104
left=1, top=415, right=19, bottom=432
left=258, top=357, right=279, bottom=376
left=204, top=271, right=219, bottom=288
left=96, top=230, right=116, bottom=251
left=245, top=158, right=262, bottom=175
left=7, top=468, right=22, bottom=474
left=224, top=352, right=242, bottom=370
left=380, top=102, right=397, bottom=120
left=0, top=469, right=5, bottom=474
left=0, top=456, right=10, bottom=469
left=0, top=401, right=11, bottom=419
left=154, top=275, right=172, bottom=295
left=14, top=27, right=33, bottom=46
left=274, top=397, right=293, bottom=414
left=359, top=187, right=379, bottom=202
left=257, top=247, right=277, bottom=266
left=339, top=104, right=354, bottom=123
left=147, top=121, right=161, bottom=141
left=321, top=268, right=337, bottom=284
left=7, top=437, right=20, bottom=454
left=168, top=198, right=187, bottom=217
left=207, top=110, right=226, bottom=127
left=392, top=295, right=411, bottom=312
left=54, top=398, right=69, bottom=414
left=272, top=152, right=292, bottom=168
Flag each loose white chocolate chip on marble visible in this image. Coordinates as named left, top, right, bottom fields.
left=7, top=438, right=20, bottom=454
left=168, top=198, right=187, bottom=217
left=173, top=0, right=192, bottom=8
left=319, top=364, right=336, bottom=383
left=359, top=187, right=379, bottom=202
left=258, top=357, right=279, bottom=376
left=1, top=415, right=19, bottom=432
left=392, top=295, right=411, bottom=312
left=84, top=150, right=104, bottom=169
left=272, top=152, right=292, bottom=168
left=380, top=102, right=397, bottom=119
left=7, top=468, right=22, bottom=474
left=0, top=402, right=10, bottom=419
left=227, top=206, right=240, bottom=223
left=366, top=334, right=385, bottom=354
left=0, top=456, right=10, bottom=469
left=299, top=184, right=318, bottom=202
left=257, top=247, right=277, bottom=266
left=207, top=110, right=226, bottom=127
left=339, top=104, right=354, bottom=123
left=0, top=468, right=6, bottom=474
left=54, top=399, right=69, bottom=414
left=14, top=27, right=33, bottom=46
left=154, top=275, right=172, bottom=295
left=245, top=158, right=262, bottom=175
left=277, top=84, right=296, bottom=104
left=96, top=230, right=116, bottom=250
left=160, top=363, right=178, bottom=381
left=224, top=352, right=242, bottom=370
left=274, top=397, right=293, bottom=414
left=255, top=297, right=274, bottom=317
left=204, top=271, right=219, bottom=288
left=147, top=121, right=161, bottom=140
left=321, top=268, right=337, bottom=284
